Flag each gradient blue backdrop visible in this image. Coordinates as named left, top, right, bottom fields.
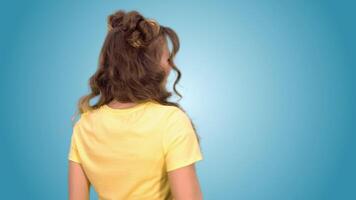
left=1, top=0, right=355, bottom=199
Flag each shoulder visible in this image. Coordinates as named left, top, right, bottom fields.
left=146, top=102, right=192, bottom=127
left=161, top=106, right=193, bottom=133
left=159, top=104, right=190, bottom=121
left=167, top=105, right=191, bottom=122
left=145, top=101, right=183, bottom=116
left=73, top=110, right=95, bottom=130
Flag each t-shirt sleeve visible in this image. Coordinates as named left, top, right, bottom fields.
left=163, top=108, right=203, bottom=172
left=68, top=121, right=82, bottom=164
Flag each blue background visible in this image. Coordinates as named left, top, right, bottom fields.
left=1, top=0, right=355, bottom=199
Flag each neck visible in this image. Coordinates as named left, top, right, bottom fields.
left=108, top=100, right=138, bottom=109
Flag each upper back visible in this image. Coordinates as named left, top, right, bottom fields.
left=68, top=100, right=203, bottom=199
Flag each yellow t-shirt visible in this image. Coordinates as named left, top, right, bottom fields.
left=68, top=100, right=203, bottom=200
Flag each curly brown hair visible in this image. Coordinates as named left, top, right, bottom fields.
left=71, top=9, right=201, bottom=145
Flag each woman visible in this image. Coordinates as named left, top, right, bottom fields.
left=68, top=9, right=204, bottom=200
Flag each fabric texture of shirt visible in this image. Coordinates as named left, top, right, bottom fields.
left=67, top=100, right=204, bottom=200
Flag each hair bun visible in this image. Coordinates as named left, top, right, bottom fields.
left=126, top=18, right=161, bottom=48
left=107, top=10, right=126, bottom=31
left=107, top=10, right=161, bottom=48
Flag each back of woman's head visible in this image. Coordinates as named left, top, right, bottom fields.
left=71, top=10, right=201, bottom=146
left=74, top=9, right=185, bottom=117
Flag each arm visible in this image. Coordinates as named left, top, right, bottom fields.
left=167, top=163, right=203, bottom=200
left=68, top=160, right=90, bottom=200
